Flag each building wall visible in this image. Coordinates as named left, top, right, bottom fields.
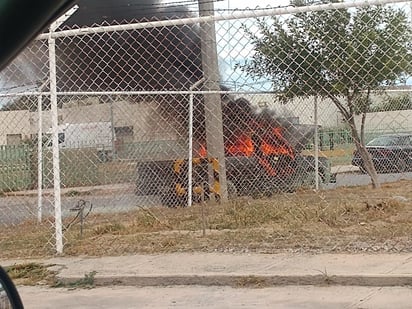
left=241, top=94, right=343, bottom=128
left=243, top=91, right=412, bottom=130
left=27, top=100, right=184, bottom=144
left=0, top=110, right=32, bottom=145
left=354, top=110, right=412, bottom=133
left=1, top=93, right=411, bottom=146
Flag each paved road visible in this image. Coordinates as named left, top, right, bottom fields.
left=330, top=171, right=412, bottom=188
left=17, top=285, right=412, bottom=309
left=0, top=193, right=161, bottom=226
left=1, top=171, right=411, bottom=226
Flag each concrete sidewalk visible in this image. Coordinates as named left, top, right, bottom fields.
left=3, top=253, right=412, bottom=287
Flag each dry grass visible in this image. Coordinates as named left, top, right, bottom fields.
left=4, top=263, right=97, bottom=288
left=5, top=263, right=58, bottom=286
left=1, top=180, right=411, bottom=258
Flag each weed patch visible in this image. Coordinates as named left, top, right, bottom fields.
left=5, top=263, right=57, bottom=286
left=55, top=271, right=97, bottom=289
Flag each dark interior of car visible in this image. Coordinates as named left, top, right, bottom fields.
left=0, top=0, right=77, bottom=71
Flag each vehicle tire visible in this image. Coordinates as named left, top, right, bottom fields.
left=160, top=185, right=182, bottom=208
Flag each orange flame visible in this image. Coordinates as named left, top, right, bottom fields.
left=197, top=127, right=295, bottom=177
left=261, top=127, right=294, bottom=158
left=199, top=144, right=207, bottom=158
left=226, top=133, right=254, bottom=157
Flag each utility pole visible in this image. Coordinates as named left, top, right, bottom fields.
left=198, top=0, right=228, bottom=202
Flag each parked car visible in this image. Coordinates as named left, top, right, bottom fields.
left=352, top=133, right=412, bottom=173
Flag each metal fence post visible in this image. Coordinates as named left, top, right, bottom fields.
left=37, top=93, right=43, bottom=223
left=188, top=79, right=205, bottom=207
left=48, top=29, right=63, bottom=254
left=48, top=4, right=78, bottom=254
left=314, top=96, right=319, bottom=190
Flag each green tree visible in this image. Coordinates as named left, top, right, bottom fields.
left=239, top=0, right=412, bottom=188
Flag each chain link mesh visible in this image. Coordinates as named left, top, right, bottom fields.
left=1, top=1, right=411, bottom=256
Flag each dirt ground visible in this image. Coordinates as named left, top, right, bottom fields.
left=1, top=179, right=411, bottom=258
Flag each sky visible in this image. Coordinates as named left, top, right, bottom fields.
left=214, top=1, right=290, bottom=91
left=162, top=0, right=288, bottom=91
left=180, top=0, right=412, bottom=90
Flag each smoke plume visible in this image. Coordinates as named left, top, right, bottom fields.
left=58, top=0, right=202, bottom=92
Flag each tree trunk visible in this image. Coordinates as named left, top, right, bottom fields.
left=347, top=117, right=380, bottom=189
left=356, top=144, right=380, bottom=188
left=328, top=94, right=381, bottom=189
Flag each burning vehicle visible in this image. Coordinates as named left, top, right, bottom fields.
left=135, top=95, right=331, bottom=206
left=2, top=0, right=329, bottom=205
left=55, top=1, right=330, bottom=206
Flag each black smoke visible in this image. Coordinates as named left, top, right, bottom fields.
left=57, top=0, right=202, bottom=92
left=66, top=0, right=179, bottom=26
left=57, top=1, right=312, bottom=150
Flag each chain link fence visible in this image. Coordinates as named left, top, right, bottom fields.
left=1, top=0, right=412, bottom=256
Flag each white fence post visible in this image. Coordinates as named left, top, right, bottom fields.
left=47, top=4, right=78, bottom=254
left=188, top=79, right=205, bottom=207
left=314, top=96, right=319, bottom=191
left=37, top=93, right=43, bottom=223
left=48, top=30, right=63, bottom=254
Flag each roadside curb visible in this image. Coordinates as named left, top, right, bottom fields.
left=5, top=253, right=412, bottom=288
left=57, top=274, right=412, bottom=288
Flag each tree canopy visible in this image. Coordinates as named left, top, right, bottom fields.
left=239, top=1, right=412, bottom=118
left=238, top=0, right=412, bottom=188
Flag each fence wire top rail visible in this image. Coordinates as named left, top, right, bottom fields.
left=0, top=90, right=279, bottom=97
left=2, top=89, right=411, bottom=98
left=36, top=0, right=410, bottom=40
